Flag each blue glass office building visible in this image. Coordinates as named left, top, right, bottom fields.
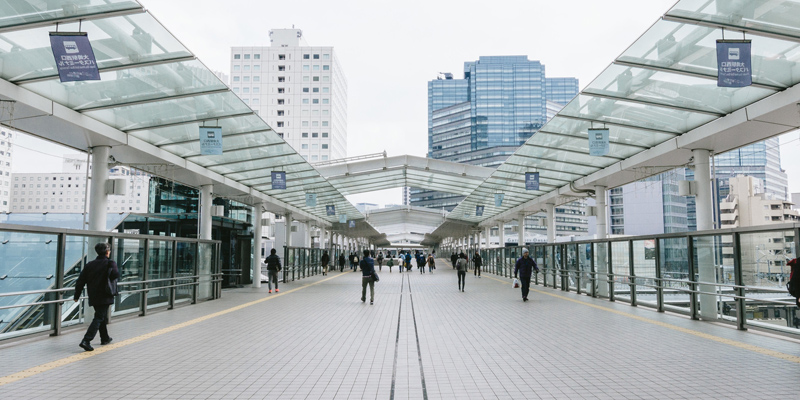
left=413, top=56, right=579, bottom=210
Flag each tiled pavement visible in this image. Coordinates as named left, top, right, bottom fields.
left=1, top=260, right=800, bottom=399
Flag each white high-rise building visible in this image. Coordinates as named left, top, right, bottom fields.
left=230, top=28, right=348, bottom=162
left=0, top=128, right=12, bottom=212
left=10, top=155, right=150, bottom=214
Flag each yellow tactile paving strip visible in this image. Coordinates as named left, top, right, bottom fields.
left=0, top=272, right=345, bottom=387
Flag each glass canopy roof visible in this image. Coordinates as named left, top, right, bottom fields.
left=0, top=1, right=361, bottom=224
left=448, top=0, right=800, bottom=224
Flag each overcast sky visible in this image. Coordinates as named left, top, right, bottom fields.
left=13, top=0, right=800, bottom=205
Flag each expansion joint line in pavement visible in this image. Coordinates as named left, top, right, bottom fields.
left=482, top=274, right=800, bottom=365
left=0, top=272, right=347, bottom=387
left=390, top=273, right=404, bottom=400
left=407, top=275, right=429, bottom=400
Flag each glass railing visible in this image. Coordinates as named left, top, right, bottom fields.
left=481, top=223, right=800, bottom=335
left=0, top=224, right=220, bottom=341
left=283, top=246, right=326, bottom=283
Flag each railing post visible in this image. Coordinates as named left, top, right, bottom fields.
left=629, top=240, right=637, bottom=307
left=50, top=232, right=66, bottom=337
left=169, top=240, right=177, bottom=310
left=688, top=235, right=699, bottom=320
left=192, top=242, right=198, bottom=304
left=655, top=238, right=664, bottom=312
left=575, top=244, right=582, bottom=295
left=733, top=232, right=746, bottom=331
left=608, top=242, right=615, bottom=302
left=140, top=238, right=150, bottom=317
left=590, top=242, right=597, bottom=298
left=216, top=242, right=222, bottom=299
left=562, top=245, right=568, bottom=292
left=283, top=246, right=288, bottom=283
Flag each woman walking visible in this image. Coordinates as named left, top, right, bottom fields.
left=321, top=250, right=330, bottom=276
left=427, top=253, right=435, bottom=274
left=338, top=253, right=346, bottom=272
left=377, top=252, right=384, bottom=271
left=456, top=254, right=467, bottom=292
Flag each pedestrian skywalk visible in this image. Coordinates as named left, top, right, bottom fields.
left=1, top=261, right=798, bottom=399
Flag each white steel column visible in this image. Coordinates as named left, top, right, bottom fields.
left=694, top=149, right=717, bottom=320
left=476, top=231, right=482, bottom=251
left=498, top=221, right=505, bottom=247
left=199, top=184, right=213, bottom=240
left=485, top=226, right=491, bottom=247
left=252, top=202, right=263, bottom=288
left=285, top=213, right=293, bottom=248
left=518, top=213, right=525, bottom=247
left=88, top=146, right=110, bottom=232
left=546, top=204, right=555, bottom=243
left=595, top=186, right=609, bottom=297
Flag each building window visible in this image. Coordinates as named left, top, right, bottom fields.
left=303, top=65, right=310, bottom=72
left=303, top=88, right=309, bottom=93
left=233, top=87, right=239, bottom=93
left=278, top=65, right=285, bottom=71
left=243, top=76, right=250, bottom=82
left=312, top=88, right=319, bottom=93
left=277, top=122, right=284, bottom=127
left=322, top=99, right=329, bottom=104
left=233, top=65, right=240, bottom=71
left=312, top=121, right=319, bottom=127
left=311, top=132, right=318, bottom=138
left=322, top=144, right=328, bottom=149
left=313, top=65, right=320, bottom=71
left=278, top=77, right=285, bottom=82
left=323, top=76, right=330, bottom=82
left=242, top=87, right=249, bottom=93
left=278, top=54, right=285, bottom=60
left=233, top=76, right=240, bottom=82
left=322, top=132, right=328, bottom=138
left=311, top=155, right=318, bottom=161
left=277, top=110, right=284, bottom=116
left=244, top=54, right=250, bottom=59
left=254, top=65, right=260, bottom=71
left=322, top=87, right=329, bottom=93
left=253, top=87, right=259, bottom=93
left=312, top=144, right=318, bottom=150
left=323, top=65, right=330, bottom=71
left=254, top=54, right=260, bottom=59
left=302, top=132, right=309, bottom=138
left=303, top=76, right=310, bottom=82
left=302, top=121, right=309, bottom=127
left=277, top=88, right=285, bottom=93
left=303, top=54, right=310, bottom=59
left=277, top=99, right=284, bottom=105
left=323, top=54, right=330, bottom=59
left=301, top=144, right=308, bottom=149
left=234, top=54, right=240, bottom=59
left=302, top=99, right=309, bottom=104
left=313, top=99, right=319, bottom=104
left=322, top=121, right=328, bottom=127
left=313, top=76, right=319, bottom=82
left=243, top=65, right=250, bottom=71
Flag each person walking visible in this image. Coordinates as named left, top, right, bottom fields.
left=427, top=253, right=435, bottom=274
left=265, top=248, right=282, bottom=293
left=352, top=253, right=359, bottom=272
left=360, top=249, right=376, bottom=305
left=74, top=242, right=120, bottom=351
left=451, top=252, right=458, bottom=269
left=348, top=253, right=355, bottom=271
left=387, top=256, right=394, bottom=273
left=472, top=251, right=482, bottom=278
left=321, top=250, right=330, bottom=276
left=398, top=251, right=403, bottom=273
left=405, top=251, right=413, bottom=272
left=338, top=253, right=346, bottom=272
left=514, top=248, right=539, bottom=301
left=377, top=252, right=384, bottom=271
left=418, top=252, right=425, bottom=274
left=456, top=254, right=467, bottom=292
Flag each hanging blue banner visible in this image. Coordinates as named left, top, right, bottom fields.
left=525, top=172, right=540, bottom=191
left=199, top=126, right=222, bottom=155
left=305, top=193, right=317, bottom=207
left=326, top=205, right=336, bottom=216
left=271, top=171, right=286, bottom=190
left=716, top=40, right=752, bottom=87
left=49, top=32, right=100, bottom=82
left=348, top=220, right=356, bottom=228
left=588, top=128, right=610, bottom=156
left=494, top=193, right=504, bottom=207
left=476, top=205, right=485, bottom=217
left=339, top=214, right=347, bottom=224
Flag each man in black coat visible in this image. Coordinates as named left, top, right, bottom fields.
left=514, top=248, right=539, bottom=302
left=74, top=242, right=120, bottom=351
left=265, top=248, right=282, bottom=293
left=321, top=250, right=330, bottom=276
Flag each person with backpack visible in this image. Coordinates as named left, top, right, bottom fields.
left=405, top=251, right=413, bottom=272
left=360, top=249, right=376, bottom=305
left=348, top=253, right=355, bottom=271
left=387, top=256, right=394, bottom=273
left=73, top=242, right=120, bottom=352
left=427, top=253, right=435, bottom=274
left=265, top=248, right=282, bottom=293
left=338, top=253, right=346, bottom=272
left=472, top=251, right=482, bottom=278
left=456, top=254, right=468, bottom=292
left=321, top=250, right=330, bottom=276
left=352, top=254, right=360, bottom=272
left=514, top=248, right=539, bottom=302
left=418, top=252, right=425, bottom=274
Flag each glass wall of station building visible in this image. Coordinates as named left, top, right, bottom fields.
left=713, top=138, right=787, bottom=202
left=120, top=177, right=255, bottom=287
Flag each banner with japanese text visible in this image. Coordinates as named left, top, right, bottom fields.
left=717, top=40, right=752, bottom=87
left=49, top=32, right=100, bottom=82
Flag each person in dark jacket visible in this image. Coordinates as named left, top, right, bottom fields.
left=472, top=251, right=483, bottom=278
left=321, top=250, right=330, bottom=276
left=338, top=253, right=346, bottom=272
left=456, top=254, right=468, bottom=292
left=451, top=253, right=458, bottom=269
left=514, top=248, right=539, bottom=301
left=265, top=248, right=282, bottom=293
left=405, top=252, right=413, bottom=271
left=348, top=253, right=355, bottom=271
left=360, top=249, right=376, bottom=305
left=74, top=242, right=120, bottom=352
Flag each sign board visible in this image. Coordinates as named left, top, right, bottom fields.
left=271, top=171, right=286, bottom=190
left=305, top=193, right=317, bottom=207
left=348, top=220, right=356, bottom=229
left=494, top=193, right=504, bottom=207
left=525, top=172, right=540, bottom=191
left=199, top=126, right=223, bottom=155
left=588, top=128, right=610, bottom=156
left=49, top=32, right=100, bottom=82
left=326, top=205, right=336, bottom=216
left=476, top=205, right=485, bottom=217
left=716, top=40, right=752, bottom=87
left=339, top=214, right=347, bottom=224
